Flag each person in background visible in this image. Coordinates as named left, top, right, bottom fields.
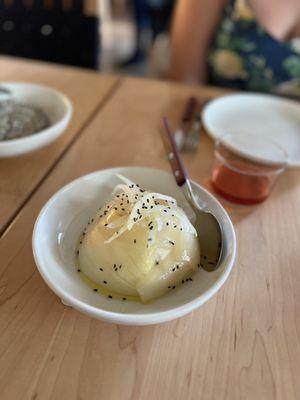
left=169, top=0, right=300, bottom=97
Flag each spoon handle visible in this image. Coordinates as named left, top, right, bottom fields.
left=162, top=116, right=188, bottom=187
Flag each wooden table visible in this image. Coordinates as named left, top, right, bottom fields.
left=0, top=58, right=299, bottom=400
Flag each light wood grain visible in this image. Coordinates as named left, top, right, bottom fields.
left=0, top=56, right=119, bottom=234
left=1, top=77, right=300, bottom=400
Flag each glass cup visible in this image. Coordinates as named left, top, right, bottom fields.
left=210, top=133, right=288, bottom=205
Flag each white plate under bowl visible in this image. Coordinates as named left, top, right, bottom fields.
left=202, top=93, right=300, bottom=167
left=0, top=82, right=72, bottom=157
left=32, top=167, right=236, bottom=325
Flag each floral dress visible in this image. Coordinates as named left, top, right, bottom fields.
left=208, top=0, right=300, bottom=97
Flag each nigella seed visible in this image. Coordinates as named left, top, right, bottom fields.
left=127, top=200, right=129, bottom=204
left=119, top=265, right=122, bottom=269
left=103, top=281, right=107, bottom=284
left=168, top=286, right=171, bottom=289
left=197, top=263, right=200, bottom=268
left=99, top=267, right=103, bottom=271
left=204, top=256, right=207, bottom=260
left=148, top=238, right=152, bottom=241
left=176, top=265, right=179, bottom=270
left=114, top=264, right=116, bottom=268
left=77, top=269, right=81, bottom=272
left=172, top=267, right=176, bottom=272
left=173, top=225, right=177, bottom=228
left=169, top=240, right=175, bottom=246
left=163, top=209, right=167, bottom=213
left=120, top=203, right=123, bottom=206
left=172, top=286, right=176, bottom=289
left=149, top=226, right=153, bottom=230
left=146, top=199, right=149, bottom=203
left=76, top=250, right=79, bottom=255
left=182, top=280, right=184, bottom=284
left=156, top=261, right=159, bottom=265
left=123, top=297, right=127, bottom=301
left=104, top=223, right=108, bottom=226
left=166, top=222, right=169, bottom=226
left=114, top=207, right=118, bottom=210
left=134, top=239, right=136, bottom=243
left=122, top=208, right=125, bottom=211
left=91, top=219, right=94, bottom=222
left=150, top=205, right=154, bottom=209
left=94, top=288, right=98, bottom=292
left=189, top=278, right=193, bottom=281
left=82, top=232, right=86, bottom=236
left=108, top=295, right=113, bottom=299
left=79, top=241, right=82, bottom=244
left=185, top=279, right=189, bottom=282
left=180, top=228, right=183, bottom=231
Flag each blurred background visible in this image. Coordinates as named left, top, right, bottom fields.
left=0, top=0, right=174, bottom=78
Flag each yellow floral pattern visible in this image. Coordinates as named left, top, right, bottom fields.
left=208, top=0, right=300, bottom=97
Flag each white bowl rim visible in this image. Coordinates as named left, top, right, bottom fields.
left=0, top=81, right=73, bottom=146
left=32, top=166, right=236, bottom=325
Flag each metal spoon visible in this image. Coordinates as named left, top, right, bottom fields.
left=162, top=117, right=223, bottom=271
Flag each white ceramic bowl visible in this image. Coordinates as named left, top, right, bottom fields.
left=0, top=82, right=72, bottom=157
left=32, top=167, right=236, bottom=325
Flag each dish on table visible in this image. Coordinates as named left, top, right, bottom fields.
left=0, top=82, right=72, bottom=157
left=202, top=93, right=300, bottom=167
left=33, top=167, right=236, bottom=325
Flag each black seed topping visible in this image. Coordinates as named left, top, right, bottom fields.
left=122, top=208, right=125, bottom=211
left=204, top=256, right=207, bottom=260
left=79, top=241, right=82, bottom=244
left=94, top=288, right=98, bottom=292
left=176, top=265, right=179, bottom=270
left=172, top=286, right=176, bottom=289
left=108, top=295, right=113, bottom=299
left=99, top=267, right=103, bottom=271
left=148, top=238, right=152, bottom=241
left=104, top=223, right=108, bottom=227
left=119, top=265, right=122, bottom=269
left=134, top=239, right=136, bottom=243
left=200, top=263, right=204, bottom=267
left=182, top=280, right=185, bottom=284
left=114, top=264, right=116, bottom=268
left=76, top=250, right=79, bottom=255
left=114, top=207, right=118, bottom=210
left=82, top=232, right=86, bottom=236
left=150, top=205, right=154, bottom=209
left=149, top=226, right=153, bottom=230
left=120, top=203, right=123, bottom=206
left=127, top=200, right=130, bottom=204
left=91, top=219, right=94, bottom=222
left=168, top=286, right=171, bottom=289
left=189, top=278, right=193, bottom=281
left=123, top=297, right=127, bottom=301
left=172, top=267, right=176, bottom=272
left=77, top=269, right=81, bottom=272
left=185, top=279, right=189, bottom=282
left=156, top=261, right=159, bottom=265
left=180, top=228, right=183, bottom=231
left=166, top=222, right=169, bottom=226
left=169, top=240, right=175, bottom=246
left=163, top=209, right=168, bottom=213
left=174, top=225, right=177, bottom=228
left=103, top=281, right=107, bottom=284
left=197, top=263, right=200, bottom=268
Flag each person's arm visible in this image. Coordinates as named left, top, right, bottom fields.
left=169, top=0, right=225, bottom=83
